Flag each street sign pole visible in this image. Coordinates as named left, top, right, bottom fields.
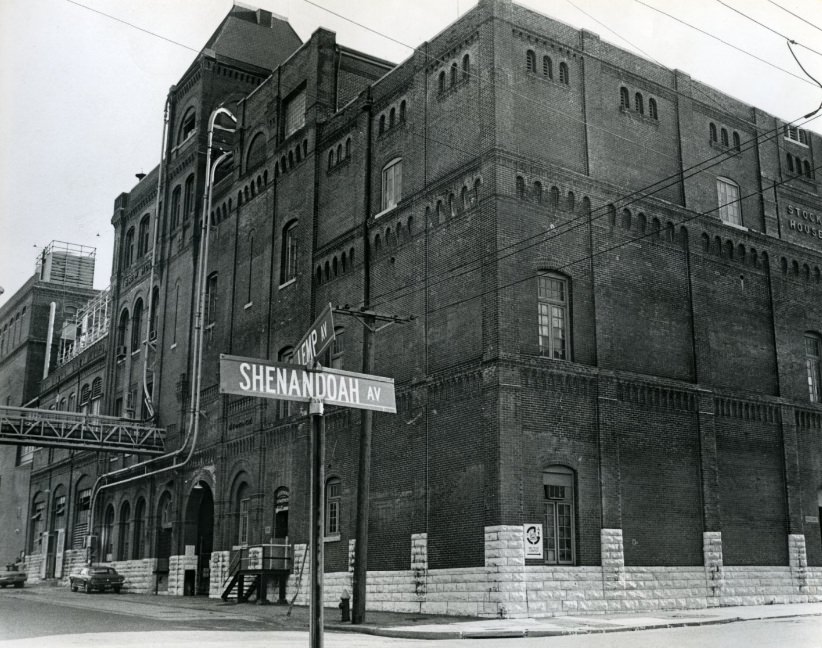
left=309, top=397, right=325, bottom=648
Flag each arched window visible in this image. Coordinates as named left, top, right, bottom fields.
left=526, top=49, right=536, bottom=73
left=648, top=97, right=658, bottom=120
left=102, top=504, right=115, bottom=560
left=123, top=227, right=135, bottom=268
left=635, top=92, right=644, bottom=115
left=205, top=272, right=218, bottom=331
left=620, top=86, right=630, bottom=109
left=732, top=131, right=741, bottom=151
left=804, top=159, right=813, bottom=178
left=236, top=482, right=250, bottom=546
left=246, top=132, right=266, bottom=171
left=138, top=215, right=151, bottom=257
left=462, top=54, right=470, bottom=81
left=474, top=178, right=481, bottom=206
left=29, top=494, right=45, bottom=554
left=379, top=114, right=385, bottom=134
left=117, top=309, right=130, bottom=350
left=133, top=497, right=146, bottom=559
left=274, top=488, right=289, bottom=540
left=550, top=186, right=560, bottom=210
left=450, top=62, right=458, bottom=87
left=79, top=383, right=91, bottom=414
left=709, top=122, right=717, bottom=142
left=559, top=62, right=569, bottom=84
left=149, top=287, right=159, bottom=341
left=118, top=501, right=131, bottom=561
left=716, top=177, right=742, bottom=226
left=516, top=176, right=526, bottom=199
left=399, top=101, right=406, bottom=123
left=328, top=150, right=335, bottom=169
left=449, top=192, right=457, bottom=217
left=721, top=127, right=729, bottom=147
left=533, top=181, right=543, bottom=204
left=325, top=477, right=341, bottom=537
left=183, top=174, right=195, bottom=222
left=281, top=221, right=298, bottom=284
left=537, top=272, right=570, bottom=360
left=91, top=377, right=103, bottom=414
left=461, top=185, right=470, bottom=210
left=131, top=299, right=143, bottom=352
left=787, top=154, right=795, bottom=173
left=567, top=191, right=575, bottom=212
left=389, top=108, right=395, bottom=129
left=543, top=466, right=575, bottom=564
left=345, top=137, right=352, bottom=157
left=247, top=233, right=255, bottom=304
left=438, top=70, right=446, bottom=93
left=381, top=158, right=402, bottom=211
left=806, top=333, right=821, bottom=403
left=178, top=107, right=196, bottom=145
left=543, top=56, right=553, bottom=79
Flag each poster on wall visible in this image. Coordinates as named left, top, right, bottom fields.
left=523, top=523, right=543, bottom=559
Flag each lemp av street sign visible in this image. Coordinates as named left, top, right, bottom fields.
left=219, top=354, right=397, bottom=413
left=294, top=303, right=335, bottom=367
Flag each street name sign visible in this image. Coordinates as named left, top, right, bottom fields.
left=294, top=303, right=335, bottom=367
left=219, top=354, right=396, bottom=413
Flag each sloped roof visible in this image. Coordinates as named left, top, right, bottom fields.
left=203, top=6, right=302, bottom=71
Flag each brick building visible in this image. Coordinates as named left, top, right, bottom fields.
left=11, top=0, right=822, bottom=616
left=0, top=242, right=99, bottom=567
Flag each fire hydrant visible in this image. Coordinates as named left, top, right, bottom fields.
left=339, top=589, right=351, bottom=622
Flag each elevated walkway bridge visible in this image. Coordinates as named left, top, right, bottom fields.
left=0, top=405, right=165, bottom=454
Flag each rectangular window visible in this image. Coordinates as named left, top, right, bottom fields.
left=716, top=178, right=742, bottom=226
left=538, top=274, right=568, bottom=359
left=381, top=159, right=402, bottom=212
left=16, top=446, right=35, bottom=466
left=284, top=88, right=306, bottom=138
left=806, top=335, right=821, bottom=403
left=325, top=480, right=341, bottom=537
left=281, top=224, right=298, bottom=285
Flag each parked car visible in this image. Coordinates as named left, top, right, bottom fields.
left=0, top=566, right=26, bottom=589
left=69, top=566, right=124, bottom=593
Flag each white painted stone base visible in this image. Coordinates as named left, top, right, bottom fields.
left=30, top=529, right=821, bottom=616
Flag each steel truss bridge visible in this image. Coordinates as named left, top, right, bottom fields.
left=0, top=405, right=165, bottom=454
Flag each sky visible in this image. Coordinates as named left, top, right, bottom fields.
left=1, top=0, right=821, bottom=307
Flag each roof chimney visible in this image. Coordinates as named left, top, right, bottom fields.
left=256, top=9, right=272, bottom=26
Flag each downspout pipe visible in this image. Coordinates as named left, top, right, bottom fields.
left=141, top=98, right=171, bottom=420
left=88, top=108, right=237, bottom=546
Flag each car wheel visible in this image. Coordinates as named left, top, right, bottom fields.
left=0, top=584, right=6, bottom=589
left=84, top=582, right=91, bottom=593
left=13, top=582, right=23, bottom=589
left=113, top=586, right=121, bottom=594
left=71, top=583, right=78, bottom=592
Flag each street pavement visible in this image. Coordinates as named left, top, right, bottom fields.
left=1, top=583, right=821, bottom=646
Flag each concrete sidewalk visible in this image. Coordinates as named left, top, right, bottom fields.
left=338, top=602, right=822, bottom=640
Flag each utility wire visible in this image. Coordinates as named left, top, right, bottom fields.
left=766, top=0, right=822, bottom=35
left=714, top=0, right=822, bottom=59
left=64, top=0, right=200, bottom=53
left=633, top=0, right=817, bottom=87
left=411, top=158, right=822, bottom=317
left=362, top=112, right=821, bottom=312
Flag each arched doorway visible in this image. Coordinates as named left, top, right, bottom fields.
left=184, top=482, right=214, bottom=595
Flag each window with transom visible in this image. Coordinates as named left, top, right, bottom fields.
left=543, top=466, right=575, bottom=565
left=537, top=272, right=570, bottom=360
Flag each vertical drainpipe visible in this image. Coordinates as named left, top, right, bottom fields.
left=42, top=302, right=56, bottom=380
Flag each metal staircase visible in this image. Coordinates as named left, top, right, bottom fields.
left=0, top=405, right=165, bottom=454
left=220, top=544, right=293, bottom=603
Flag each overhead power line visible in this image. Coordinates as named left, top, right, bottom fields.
left=64, top=0, right=199, bottom=53
left=633, top=0, right=817, bottom=87
left=713, top=0, right=822, bottom=59
left=766, top=0, right=822, bottom=35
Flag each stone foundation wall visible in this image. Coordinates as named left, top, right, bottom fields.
left=22, top=553, right=44, bottom=583
left=49, top=529, right=822, bottom=617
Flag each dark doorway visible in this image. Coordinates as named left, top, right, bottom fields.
left=184, top=482, right=214, bottom=595
left=274, top=488, right=289, bottom=541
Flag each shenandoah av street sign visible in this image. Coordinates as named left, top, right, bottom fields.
left=218, top=354, right=397, bottom=413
